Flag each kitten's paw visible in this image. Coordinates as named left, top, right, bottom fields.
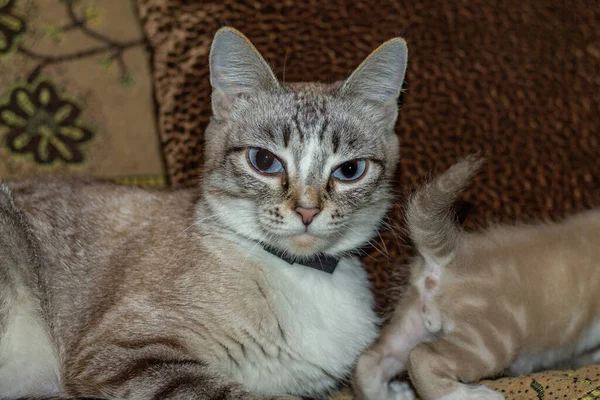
left=438, top=384, right=505, bottom=400
left=389, top=380, right=416, bottom=400
left=354, top=351, right=403, bottom=400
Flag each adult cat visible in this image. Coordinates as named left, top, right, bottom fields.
left=0, top=28, right=407, bottom=399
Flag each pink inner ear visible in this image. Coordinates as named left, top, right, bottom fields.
left=211, top=87, right=237, bottom=121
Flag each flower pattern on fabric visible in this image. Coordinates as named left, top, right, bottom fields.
left=0, top=0, right=26, bottom=55
left=0, top=80, right=93, bottom=164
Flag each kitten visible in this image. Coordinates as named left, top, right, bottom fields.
left=0, top=28, right=408, bottom=399
left=354, top=156, right=600, bottom=400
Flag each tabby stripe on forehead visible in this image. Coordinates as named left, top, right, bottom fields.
left=331, top=129, right=340, bottom=153
left=282, top=124, right=291, bottom=147
left=293, top=108, right=304, bottom=143
left=319, top=118, right=330, bottom=142
left=264, top=126, right=276, bottom=141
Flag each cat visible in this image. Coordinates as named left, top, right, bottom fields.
left=353, top=156, right=600, bottom=400
left=0, top=27, right=408, bottom=400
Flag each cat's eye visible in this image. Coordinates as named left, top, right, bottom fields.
left=248, top=148, right=284, bottom=174
left=332, top=159, right=367, bottom=181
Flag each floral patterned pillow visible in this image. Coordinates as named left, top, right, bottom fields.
left=0, top=0, right=165, bottom=186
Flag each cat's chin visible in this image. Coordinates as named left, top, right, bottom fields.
left=287, top=233, right=319, bottom=256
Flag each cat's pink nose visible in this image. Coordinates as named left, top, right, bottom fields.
left=295, top=207, right=321, bottom=226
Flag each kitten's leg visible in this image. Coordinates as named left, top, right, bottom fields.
left=0, top=184, right=61, bottom=397
left=406, top=332, right=508, bottom=400
left=67, top=341, right=297, bottom=400
left=354, top=287, right=430, bottom=400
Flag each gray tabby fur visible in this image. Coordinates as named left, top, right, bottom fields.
left=0, top=28, right=407, bottom=400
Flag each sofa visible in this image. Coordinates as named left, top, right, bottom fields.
left=1, top=0, right=598, bottom=398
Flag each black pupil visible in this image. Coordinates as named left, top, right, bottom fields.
left=256, top=149, right=275, bottom=171
left=341, top=161, right=358, bottom=178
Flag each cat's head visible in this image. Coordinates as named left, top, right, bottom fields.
left=202, top=27, right=407, bottom=258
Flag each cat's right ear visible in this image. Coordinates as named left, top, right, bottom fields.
left=338, top=38, right=408, bottom=127
left=209, top=27, right=279, bottom=121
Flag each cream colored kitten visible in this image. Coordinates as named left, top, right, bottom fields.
left=354, top=156, right=600, bottom=400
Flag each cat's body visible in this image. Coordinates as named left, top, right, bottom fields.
left=354, top=157, right=600, bottom=400
left=0, top=28, right=408, bottom=399
left=4, top=179, right=376, bottom=397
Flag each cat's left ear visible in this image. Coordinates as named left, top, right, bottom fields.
left=338, top=38, right=408, bottom=126
left=209, top=27, right=279, bottom=121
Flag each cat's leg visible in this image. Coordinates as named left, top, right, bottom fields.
left=571, top=347, right=600, bottom=369
left=0, top=183, right=62, bottom=398
left=354, top=287, right=430, bottom=400
left=66, top=341, right=297, bottom=400
left=406, top=332, right=509, bottom=400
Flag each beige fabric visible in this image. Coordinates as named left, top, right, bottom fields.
left=333, top=364, right=600, bottom=400
left=0, top=0, right=165, bottom=185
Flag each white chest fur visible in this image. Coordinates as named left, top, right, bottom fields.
left=225, top=250, right=380, bottom=396
left=0, top=290, right=61, bottom=398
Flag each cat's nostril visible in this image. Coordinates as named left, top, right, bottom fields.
left=295, top=207, right=321, bottom=226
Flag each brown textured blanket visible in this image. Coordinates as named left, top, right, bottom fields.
left=1, top=0, right=599, bottom=398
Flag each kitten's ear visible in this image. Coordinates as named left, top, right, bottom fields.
left=209, top=27, right=279, bottom=120
left=339, top=38, right=408, bottom=125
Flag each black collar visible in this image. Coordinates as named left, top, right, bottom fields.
left=262, top=244, right=340, bottom=274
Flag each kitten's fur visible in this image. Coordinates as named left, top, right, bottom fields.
left=0, top=28, right=408, bottom=399
left=354, top=156, right=600, bottom=400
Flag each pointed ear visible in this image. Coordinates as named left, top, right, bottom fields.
left=338, top=38, right=408, bottom=125
left=209, top=27, right=279, bottom=120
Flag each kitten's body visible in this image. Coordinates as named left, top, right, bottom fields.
left=354, top=157, right=600, bottom=400
left=0, top=28, right=408, bottom=399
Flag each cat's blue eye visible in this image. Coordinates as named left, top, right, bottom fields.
left=248, top=148, right=284, bottom=174
left=332, top=159, right=367, bottom=181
